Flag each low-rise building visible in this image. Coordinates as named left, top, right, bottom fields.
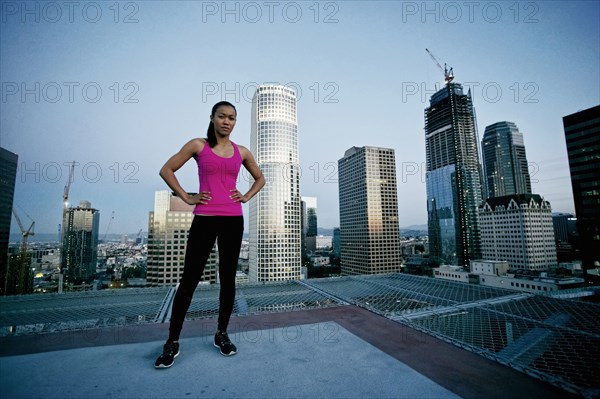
left=432, top=265, right=469, bottom=283
left=473, top=271, right=584, bottom=294
left=433, top=259, right=585, bottom=293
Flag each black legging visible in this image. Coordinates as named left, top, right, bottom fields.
left=168, top=215, right=244, bottom=341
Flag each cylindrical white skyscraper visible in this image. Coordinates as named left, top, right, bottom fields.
left=249, top=85, right=301, bottom=282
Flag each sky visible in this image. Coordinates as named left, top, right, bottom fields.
left=1, top=0, right=599, bottom=236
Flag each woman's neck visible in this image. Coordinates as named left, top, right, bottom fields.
left=214, top=134, right=231, bottom=147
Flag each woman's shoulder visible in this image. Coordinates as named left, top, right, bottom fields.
left=182, top=138, right=206, bottom=157
left=235, top=143, right=249, bottom=155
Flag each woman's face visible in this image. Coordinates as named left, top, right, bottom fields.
left=211, top=105, right=237, bottom=136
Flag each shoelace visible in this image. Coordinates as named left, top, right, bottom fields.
left=164, top=342, right=177, bottom=354
left=218, top=333, right=231, bottom=345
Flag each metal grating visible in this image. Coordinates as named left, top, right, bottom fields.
left=0, top=287, right=172, bottom=335
left=0, top=274, right=598, bottom=398
left=183, top=281, right=343, bottom=320
left=304, top=274, right=600, bottom=399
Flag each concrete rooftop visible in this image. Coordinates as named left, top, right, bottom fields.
left=0, top=306, right=578, bottom=399
left=1, top=274, right=598, bottom=398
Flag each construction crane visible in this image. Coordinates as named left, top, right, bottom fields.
left=103, top=211, right=115, bottom=242
left=62, top=161, right=76, bottom=220
left=426, top=48, right=454, bottom=84
left=59, top=161, right=76, bottom=283
left=9, top=207, right=35, bottom=295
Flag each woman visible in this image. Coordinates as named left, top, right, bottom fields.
left=155, top=101, right=265, bottom=368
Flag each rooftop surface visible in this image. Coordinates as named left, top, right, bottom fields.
left=1, top=274, right=598, bottom=399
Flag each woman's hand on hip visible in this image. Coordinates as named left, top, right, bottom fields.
left=185, top=191, right=211, bottom=205
left=229, top=188, right=248, bottom=203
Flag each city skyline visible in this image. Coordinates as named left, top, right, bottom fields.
left=2, top=1, right=598, bottom=235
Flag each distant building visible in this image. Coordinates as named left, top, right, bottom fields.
left=481, top=121, right=531, bottom=198
left=552, top=213, right=577, bottom=245
left=310, top=256, right=330, bottom=266
left=0, top=147, right=18, bottom=295
left=563, top=105, right=600, bottom=283
left=479, top=194, right=557, bottom=272
left=433, top=260, right=584, bottom=293
left=302, top=197, right=318, bottom=236
left=552, top=213, right=579, bottom=263
left=400, top=240, right=416, bottom=256
left=316, top=235, right=332, bottom=249
left=332, top=227, right=341, bottom=258
left=471, top=260, right=510, bottom=276
left=425, top=83, right=482, bottom=267
left=476, top=270, right=584, bottom=293
left=239, top=240, right=249, bottom=260
left=235, top=271, right=249, bottom=285
left=62, top=201, right=100, bottom=282
left=146, top=191, right=217, bottom=286
left=338, top=146, right=401, bottom=275
left=432, top=265, right=470, bottom=283
left=301, top=197, right=317, bottom=259
left=249, top=85, right=302, bottom=282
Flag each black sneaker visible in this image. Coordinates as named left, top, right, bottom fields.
left=214, top=331, right=237, bottom=356
left=154, top=341, right=180, bottom=368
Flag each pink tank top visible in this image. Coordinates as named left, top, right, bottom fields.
left=193, top=141, right=243, bottom=216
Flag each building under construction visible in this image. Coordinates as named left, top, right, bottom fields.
left=61, top=200, right=100, bottom=283
left=425, top=82, right=483, bottom=267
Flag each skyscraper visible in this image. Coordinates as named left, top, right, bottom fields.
left=338, top=146, right=401, bottom=275
left=249, top=85, right=301, bottom=282
left=61, top=200, right=100, bottom=282
left=0, top=147, right=18, bottom=295
left=482, top=121, right=531, bottom=198
left=301, top=196, right=318, bottom=259
left=425, top=83, right=482, bottom=267
left=563, top=105, right=600, bottom=283
left=479, top=194, right=557, bottom=272
left=146, top=191, right=218, bottom=286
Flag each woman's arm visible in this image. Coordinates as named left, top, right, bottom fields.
left=230, top=145, right=265, bottom=203
left=159, top=139, right=209, bottom=205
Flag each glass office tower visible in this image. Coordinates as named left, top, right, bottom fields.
left=425, top=83, right=482, bottom=267
left=249, top=85, right=301, bottom=281
left=482, top=121, right=531, bottom=198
